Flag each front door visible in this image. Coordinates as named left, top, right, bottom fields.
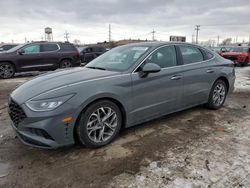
left=17, top=44, right=42, bottom=71
left=130, top=45, right=183, bottom=124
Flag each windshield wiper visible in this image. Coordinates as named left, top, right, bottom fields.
left=86, top=66, right=106, bottom=70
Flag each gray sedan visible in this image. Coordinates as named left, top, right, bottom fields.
left=8, top=42, right=235, bottom=149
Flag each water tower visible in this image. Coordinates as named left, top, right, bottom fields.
left=44, top=27, right=53, bottom=41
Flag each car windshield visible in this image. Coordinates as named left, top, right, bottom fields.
left=6, top=44, right=25, bottom=52
left=86, top=45, right=150, bottom=72
left=230, top=47, right=248, bottom=53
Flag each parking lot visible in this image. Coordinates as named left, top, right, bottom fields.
left=0, top=66, right=249, bottom=188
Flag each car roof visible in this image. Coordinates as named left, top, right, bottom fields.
left=123, top=41, right=203, bottom=48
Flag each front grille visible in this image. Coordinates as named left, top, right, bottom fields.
left=8, top=99, right=27, bottom=127
left=28, top=128, right=54, bottom=140
left=223, top=56, right=237, bottom=61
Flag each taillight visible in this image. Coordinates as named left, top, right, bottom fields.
left=76, top=50, right=80, bottom=58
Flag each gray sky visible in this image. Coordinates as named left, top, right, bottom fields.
left=0, top=0, right=249, bottom=44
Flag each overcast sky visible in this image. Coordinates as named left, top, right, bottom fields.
left=0, top=0, right=249, bottom=44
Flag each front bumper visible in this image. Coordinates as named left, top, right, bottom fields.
left=8, top=99, right=77, bottom=149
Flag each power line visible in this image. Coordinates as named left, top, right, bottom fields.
left=195, top=25, right=200, bottom=44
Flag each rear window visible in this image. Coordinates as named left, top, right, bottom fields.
left=201, top=49, right=214, bottom=60
left=41, top=44, right=59, bottom=52
left=179, top=45, right=204, bottom=64
left=60, top=43, right=76, bottom=51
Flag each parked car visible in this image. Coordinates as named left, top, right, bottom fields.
left=0, top=43, right=19, bottom=52
left=8, top=42, right=235, bottom=149
left=221, top=46, right=250, bottom=66
left=78, top=46, right=106, bottom=64
left=210, top=46, right=231, bottom=55
left=0, top=41, right=80, bottom=78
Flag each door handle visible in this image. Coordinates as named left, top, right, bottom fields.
left=206, top=69, right=214, bottom=73
left=171, top=75, right=182, bottom=80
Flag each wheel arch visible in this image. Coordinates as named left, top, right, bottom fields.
left=73, top=96, right=127, bottom=143
left=0, top=60, right=16, bottom=71
left=215, top=76, right=229, bottom=92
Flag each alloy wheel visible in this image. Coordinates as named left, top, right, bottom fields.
left=61, top=61, right=72, bottom=68
left=212, top=83, right=226, bottom=106
left=87, top=107, right=118, bottom=143
left=0, top=64, right=14, bottom=78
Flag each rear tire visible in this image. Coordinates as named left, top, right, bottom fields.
left=0, top=62, right=15, bottom=79
left=206, top=80, right=227, bottom=110
left=60, top=59, right=72, bottom=68
left=76, top=100, right=122, bottom=148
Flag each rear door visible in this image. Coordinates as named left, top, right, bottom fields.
left=40, top=43, right=60, bottom=69
left=130, top=45, right=183, bottom=124
left=177, top=45, right=215, bottom=108
left=84, top=47, right=94, bottom=62
left=17, top=44, right=42, bottom=70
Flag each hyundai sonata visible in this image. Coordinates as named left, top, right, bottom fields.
left=8, top=42, right=235, bottom=149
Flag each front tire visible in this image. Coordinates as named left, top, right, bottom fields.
left=76, top=100, right=122, bottom=148
left=206, top=80, right=227, bottom=110
left=0, top=62, right=15, bottom=79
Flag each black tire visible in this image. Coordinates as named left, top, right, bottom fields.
left=60, top=59, right=72, bottom=68
left=76, top=100, right=122, bottom=148
left=206, top=79, right=228, bottom=110
left=0, top=62, right=15, bottom=79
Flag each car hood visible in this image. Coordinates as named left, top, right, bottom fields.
left=11, top=67, right=120, bottom=104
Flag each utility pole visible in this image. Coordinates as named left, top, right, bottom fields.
left=195, top=25, right=200, bottom=44
left=192, top=33, right=195, bottom=43
left=109, top=24, right=111, bottom=43
left=24, top=37, right=27, bottom=43
left=217, top=35, right=220, bottom=46
left=151, top=29, right=156, bottom=41
left=64, top=31, right=70, bottom=42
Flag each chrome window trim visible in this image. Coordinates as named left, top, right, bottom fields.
left=132, top=44, right=216, bottom=74
left=40, top=44, right=60, bottom=53
left=18, top=43, right=60, bottom=55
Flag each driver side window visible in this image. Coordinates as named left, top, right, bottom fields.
left=144, top=46, right=177, bottom=68
left=23, top=44, right=40, bottom=54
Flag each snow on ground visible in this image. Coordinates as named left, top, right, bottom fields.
left=234, top=66, right=250, bottom=92
left=108, top=66, right=250, bottom=188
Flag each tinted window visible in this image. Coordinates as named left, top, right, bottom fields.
left=61, top=43, right=76, bottom=50
left=41, top=44, right=58, bottom=52
left=2, top=45, right=17, bottom=51
left=23, top=44, right=40, bottom=54
left=201, top=49, right=214, bottom=60
left=179, top=45, right=203, bottom=64
left=145, top=46, right=177, bottom=68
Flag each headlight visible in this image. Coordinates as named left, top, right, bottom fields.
left=25, top=94, right=74, bottom=112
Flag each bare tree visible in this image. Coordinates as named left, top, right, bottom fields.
left=221, top=38, right=232, bottom=45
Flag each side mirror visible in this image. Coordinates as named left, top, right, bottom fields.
left=18, top=49, right=25, bottom=55
left=139, top=63, right=161, bottom=77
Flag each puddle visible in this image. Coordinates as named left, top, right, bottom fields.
left=0, top=162, right=10, bottom=178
